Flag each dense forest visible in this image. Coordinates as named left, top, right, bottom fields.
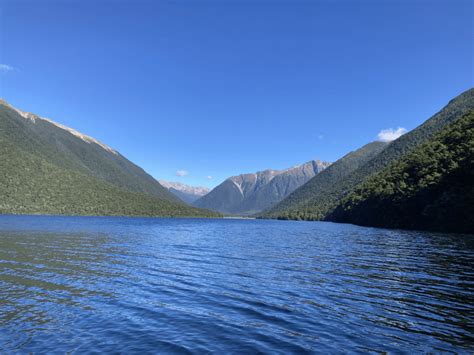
left=260, top=88, right=474, bottom=225
left=0, top=137, right=220, bottom=218
left=2, top=89, right=473, bottom=226
left=328, top=110, right=473, bottom=233
left=0, top=101, right=220, bottom=218
left=0, top=101, right=179, bottom=202
left=260, top=141, right=387, bottom=219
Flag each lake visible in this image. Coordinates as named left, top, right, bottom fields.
left=0, top=215, right=473, bottom=353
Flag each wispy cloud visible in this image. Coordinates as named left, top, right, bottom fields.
left=206, top=175, right=213, bottom=180
left=317, top=134, right=324, bottom=140
left=377, top=127, right=407, bottom=142
left=176, top=170, right=189, bottom=177
left=0, top=64, right=16, bottom=73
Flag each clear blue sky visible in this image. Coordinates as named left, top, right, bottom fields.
left=0, top=0, right=472, bottom=188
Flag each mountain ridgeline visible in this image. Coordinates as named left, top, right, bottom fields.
left=0, top=100, right=219, bottom=217
left=259, top=141, right=388, bottom=219
left=159, top=181, right=210, bottom=204
left=194, top=160, right=330, bottom=215
left=1, top=88, right=472, bottom=233
left=328, top=110, right=474, bottom=233
left=260, top=88, right=474, bottom=233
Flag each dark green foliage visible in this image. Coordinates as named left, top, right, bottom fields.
left=261, top=88, right=474, bottom=221
left=0, top=102, right=220, bottom=218
left=260, top=141, right=388, bottom=219
left=0, top=102, right=179, bottom=202
left=328, top=110, right=474, bottom=233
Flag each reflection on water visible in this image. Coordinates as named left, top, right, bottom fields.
left=0, top=215, right=473, bottom=352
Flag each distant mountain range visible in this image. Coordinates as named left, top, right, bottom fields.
left=193, top=160, right=330, bottom=215
left=159, top=180, right=210, bottom=204
left=260, top=87, right=474, bottom=233
left=0, top=99, right=218, bottom=217
left=260, top=141, right=388, bottom=219
left=2, top=87, right=472, bottom=233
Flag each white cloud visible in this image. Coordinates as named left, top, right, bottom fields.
left=206, top=175, right=213, bottom=180
left=377, top=127, right=407, bottom=142
left=0, top=64, right=15, bottom=73
left=176, top=170, right=189, bottom=177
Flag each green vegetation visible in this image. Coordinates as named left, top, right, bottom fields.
left=260, top=88, right=474, bottom=222
left=328, top=110, right=474, bottom=233
left=260, top=141, right=388, bottom=219
left=0, top=102, right=179, bottom=202
left=0, top=102, right=220, bottom=218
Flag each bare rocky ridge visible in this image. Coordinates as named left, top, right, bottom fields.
left=193, top=160, right=330, bottom=215
left=159, top=181, right=210, bottom=204
left=0, top=99, right=118, bottom=155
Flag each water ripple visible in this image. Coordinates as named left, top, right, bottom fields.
left=0, top=215, right=473, bottom=353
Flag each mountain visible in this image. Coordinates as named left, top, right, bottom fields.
left=260, top=88, right=474, bottom=221
left=260, top=141, right=388, bottom=219
left=159, top=181, right=210, bottom=204
left=0, top=99, right=219, bottom=217
left=193, top=160, right=330, bottom=215
left=328, top=109, right=474, bottom=234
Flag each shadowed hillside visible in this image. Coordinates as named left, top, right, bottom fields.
left=328, top=110, right=474, bottom=233
left=261, top=88, right=474, bottom=221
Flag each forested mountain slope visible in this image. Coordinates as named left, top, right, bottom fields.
left=0, top=99, right=218, bottom=217
left=260, top=141, right=388, bottom=219
left=0, top=100, right=178, bottom=202
left=328, top=110, right=474, bottom=234
left=261, top=88, right=474, bottom=220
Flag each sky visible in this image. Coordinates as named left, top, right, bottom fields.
left=0, top=0, right=472, bottom=188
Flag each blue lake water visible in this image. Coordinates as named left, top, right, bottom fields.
left=0, top=215, right=473, bottom=353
